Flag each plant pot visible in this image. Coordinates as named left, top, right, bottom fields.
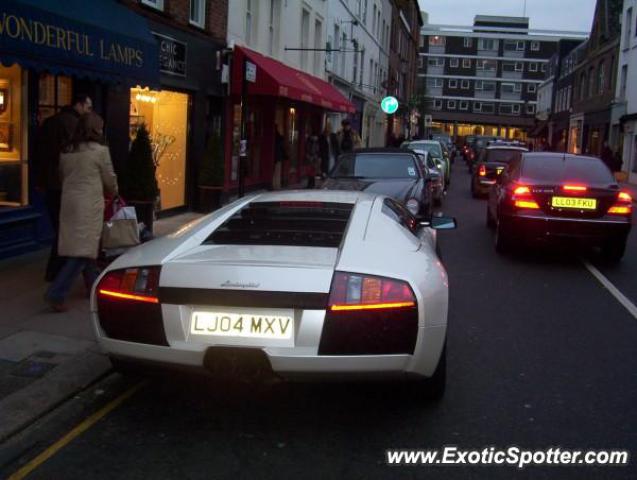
left=197, top=186, right=223, bottom=213
left=128, top=200, right=155, bottom=234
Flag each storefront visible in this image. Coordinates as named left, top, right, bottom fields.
left=0, top=0, right=159, bottom=259
left=227, top=46, right=354, bottom=194
left=130, top=23, right=225, bottom=214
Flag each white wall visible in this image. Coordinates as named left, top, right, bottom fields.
left=325, top=0, right=391, bottom=146
left=227, top=0, right=328, bottom=77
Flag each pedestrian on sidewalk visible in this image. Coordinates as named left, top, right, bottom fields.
left=336, top=119, right=362, bottom=154
left=46, top=112, right=118, bottom=312
left=601, top=141, right=614, bottom=170
left=34, top=94, right=93, bottom=282
left=304, top=128, right=321, bottom=188
left=319, top=120, right=339, bottom=177
left=272, top=124, right=287, bottom=190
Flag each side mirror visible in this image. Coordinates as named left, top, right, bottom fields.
left=419, top=215, right=458, bottom=230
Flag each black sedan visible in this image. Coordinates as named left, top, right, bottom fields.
left=487, top=152, right=632, bottom=261
left=471, top=145, right=527, bottom=198
left=322, top=148, right=434, bottom=219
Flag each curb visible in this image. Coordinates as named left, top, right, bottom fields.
left=0, top=351, right=111, bottom=443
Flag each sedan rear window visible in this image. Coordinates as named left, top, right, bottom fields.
left=204, top=202, right=353, bottom=248
left=331, top=154, right=419, bottom=179
left=486, top=149, right=524, bottom=164
left=521, top=155, right=615, bottom=184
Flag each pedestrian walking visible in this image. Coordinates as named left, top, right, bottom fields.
left=336, top=119, right=362, bottom=154
left=304, top=129, right=321, bottom=188
left=272, top=125, right=287, bottom=190
left=45, top=112, right=118, bottom=312
left=600, top=141, right=614, bottom=170
left=34, top=94, right=93, bottom=282
left=319, top=120, right=339, bottom=177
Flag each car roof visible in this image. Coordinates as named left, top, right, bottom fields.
left=486, top=146, right=528, bottom=151
left=251, top=189, right=377, bottom=205
left=352, top=147, right=415, bottom=155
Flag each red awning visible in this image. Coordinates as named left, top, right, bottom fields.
left=231, top=46, right=355, bottom=113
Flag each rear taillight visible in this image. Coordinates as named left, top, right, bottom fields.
left=478, top=164, right=486, bottom=177
left=96, top=267, right=167, bottom=346
left=97, top=267, right=161, bottom=303
left=607, top=191, right=633, bottom=216
left=328, top=272, right=415, bottom=311
left=512, top=185, right=540, bottom=209
left=319, top=271, right=418, bottom=355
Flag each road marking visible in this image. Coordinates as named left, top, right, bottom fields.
left=583, top=261, right=637, bottom=319
left=7, top=381, right=146, bottom=480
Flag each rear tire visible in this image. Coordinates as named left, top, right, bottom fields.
left=494, top=218, right=511, bottom=254
left=486, top=206, right=496, bottom=228
left=601, top=236, right=627, bottom=263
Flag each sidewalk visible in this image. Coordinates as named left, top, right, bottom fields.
left=0, top=212, right=202, bottom=443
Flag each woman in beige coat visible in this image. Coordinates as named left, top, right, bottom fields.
left=46, top=113, right=118, bottom=311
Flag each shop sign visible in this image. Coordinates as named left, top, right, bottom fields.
left=153, top=32, right=186, bottom=77
left=381, top=96, right=399, bottom=115
left=245, top=61, right=256, bottom=83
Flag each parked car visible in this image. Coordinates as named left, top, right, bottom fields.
left=471, top=145, right=528, bottom=198
left=487, top=152, right=632, bottom=261
left=466, top=136, right=503, bottom=172
left=323, top=148, right=434, bottom=218
left=413, top=149, right=445, bottom=206
left=93, top=190, right=456, bottom=399
left=401, top=140, right=451, bottom=187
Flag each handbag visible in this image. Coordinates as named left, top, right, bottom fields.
left=101, top=197, right=140, bottom=249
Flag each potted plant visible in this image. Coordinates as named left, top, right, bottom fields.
left=121, top=124, right=159, bottom=232
left=197, top=132, right=225, bottom=212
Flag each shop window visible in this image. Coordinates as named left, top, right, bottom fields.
left=38, top=74, right=72, bottom=124
left=0, top=65, right=27, bottom=208
left=130, top=88, right=189, bottom=211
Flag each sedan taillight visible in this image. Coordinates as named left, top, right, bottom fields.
left=607, top=191, right=633, bottom=216
left=478, top=164, right=486, bottom=177
left=512, top=185, right=540, bottom=210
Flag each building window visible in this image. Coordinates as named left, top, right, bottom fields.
left=620, top=65, right=628, bottom=99
left=426, top=78, right=443, bottom=89
left=475, top=80, right=483, bottom=90
left=530, top=41, right=540, bottom=51
left=189, top=0, right=206, bottom=27
left=432, top=99, right=443, bottom=110
left=363, top=0, right=368, bottom=24
left=501, top=83, right=516, bottom=94
left=503, top=62, right=523, bottom=72
left=625, top=8, right=633, bottom=48
left=427, top=57, right=445, bottom=67
left=588, top=67, right=595, bottom=98
left=476, top=59, right=496, bottom=71
left=246, top=0, right=254, bottom=45
left=500, top=103, right=520, bottom=115
left=526, top=104, right=536, bottom=114
left=474, top=102, right=494, bottom=114
left=450, top=58, right=459, bottom=68
left=448, top=79, right=458, bottom=89
left=141, top=0, right=164, bottom=10
left=447, top=100, right=457, bottom=110
left=372, top=4, right=377, bottom=35
left=459, top=100, right=469, bottom=110
left=461, top=79, right=470, bottom=89
left=527, top=83, right=537, bottom=93
left=462, top=58, right=471, bottom=68
left=314, top=18, right=324, bottom=76
left=529, top=62, right=538, bottom=72
left=541, top=63, right=547, bottom=72
left=0, top=65, right=27, bottom=208
left=504, top=40, right=525, bottom=51
left=463, top=37, right=472, bottom=47
left=269, top=0, right=281, bottom=56
left=478, top=38, right=497, bottom=50
left=301, top=9, right=310, bottom=71
left=429, top=35, right=445, bottom=47
left=418, top=57, right=424, bottom=69
left=597, top=62, right=605, bottom=94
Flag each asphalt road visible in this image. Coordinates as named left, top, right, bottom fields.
left=3, top=159, right=637, bottom=480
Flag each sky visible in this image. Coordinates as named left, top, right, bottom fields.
left=417, top=0, right=597, bottom=33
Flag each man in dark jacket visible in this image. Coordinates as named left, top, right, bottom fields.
left=34, top=94, right=93, bottom=281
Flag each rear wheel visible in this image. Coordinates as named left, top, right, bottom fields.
left=494, top=218, right=512, bottom=253
left=601, top=236, right=627, bottom=263
left=486, top=205, right=496, bottom=228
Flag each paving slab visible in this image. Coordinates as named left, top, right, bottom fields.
left=0, top=331, right=93, bottom=363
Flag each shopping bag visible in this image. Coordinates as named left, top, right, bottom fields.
left=111, top=206, right=138, bottom=222
left=101, top=219, right=140, bottom=249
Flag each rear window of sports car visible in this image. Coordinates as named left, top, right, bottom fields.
left=204, top=201, right=354, bottom=248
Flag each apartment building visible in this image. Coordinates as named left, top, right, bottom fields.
left=418, top=15, right=586, bottom=141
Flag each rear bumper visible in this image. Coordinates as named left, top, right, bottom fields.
left=474, top=178, right=496, bottom=195
left=92, top=311, right=446, bottom=380
left=501, top=213, right=631, bottom=243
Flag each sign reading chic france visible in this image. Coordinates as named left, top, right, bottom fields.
left=0, top=6, right=147, bottom=70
